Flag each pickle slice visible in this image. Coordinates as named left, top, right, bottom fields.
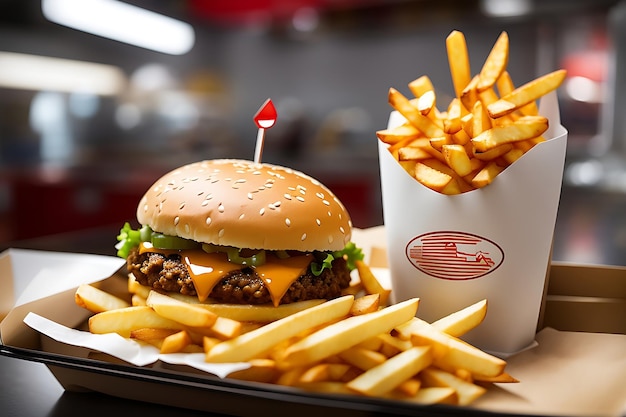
left=151, top=233, right=201, bottom=250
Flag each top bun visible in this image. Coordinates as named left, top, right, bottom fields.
left=137, top=159, right=353, bottom=252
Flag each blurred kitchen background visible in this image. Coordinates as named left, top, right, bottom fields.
left=0, top=0, right=624, bottom=266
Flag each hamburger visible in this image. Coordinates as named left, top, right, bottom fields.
left=116, top=159, right=363, bottom=307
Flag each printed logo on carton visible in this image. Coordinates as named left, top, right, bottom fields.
left=405, top=231, right=504, bottom=280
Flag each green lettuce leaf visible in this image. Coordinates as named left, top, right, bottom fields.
left=115, top=223, right=151, bottom=258
left=310, top=242, right=364, bottom=276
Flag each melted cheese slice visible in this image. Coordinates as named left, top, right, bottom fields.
left=139, top=243, right=312, bottom=306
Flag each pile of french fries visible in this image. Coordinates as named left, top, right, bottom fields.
left=75, top=260, right=516, bottom=407
left=377, top=30, right=566, bottom=194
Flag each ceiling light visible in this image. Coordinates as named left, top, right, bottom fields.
left=480, top=0, right=532, bottom=17
left=0, top=51, right=125, bottom=95
left=42, top=0, right=195, bottom=55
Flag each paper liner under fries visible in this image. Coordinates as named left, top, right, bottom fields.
left=378, top=92, right=567, bottom=355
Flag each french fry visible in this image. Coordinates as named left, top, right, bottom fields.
left=473, top=371, right=519, bottom=384
left=146, top=290, right=218, bottom=328
left=471, top=161, right=504, bottom=188
left=388, top=88, right=445, bottom=138
left=460, top=75, right=480, bottom=113
left=416, top=90, right=437, bottom=116
left=446, top=30, right=471, bottom=99
left=205, top=295, right=354, bottom=363
left=355, top=260, right=390, bottom=305
left=414, top=162, right=452, bottom=193
left=204, top=316, right=242, bottom=340
left=421, top=367, right=487, bottom=406
left=338, top=347, right=387, bottom=371
left=75, top=284, right=130, bottom=313
left=408, top=75, right=435, bottom=98
left=429, top=299, right=487, bottom=337
left=350, top=294, right=380, bottom=316
left=228, top=358, right=279, bottom=383
left=487, top=69, right=567, bottom=118
left=477, top=31, right=509, bottom=92
left=299, top=363, right=351, bottom=383
left=398, top=145, right=430, bottom=161
left=394, top=378, right=422, bottom=397
left=89, top=306, right=184, bottom=337
left=128, top=274, right=151, bottom=299
left=444, top=98, right=463, bottom=134
left=346, top=346, right=432, bottom=397
left=402, top=317, right=506, bottom=377
left=442, top=144, right=472, bottom=177
left=376, top=123, right=422, bottom=145
left=471, top=116, right=549, bottom=152
left=411, top=387, right=458, bottom=405
left=160, top=330, right=192, bottom=354
left=277, top=298, right=419, bottom=370
left=377, top=333, right=413, bottom=356
left=130, top=327, right=179, bottom=341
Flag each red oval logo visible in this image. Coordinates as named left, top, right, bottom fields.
left=405, top=231, right=504, bottom=280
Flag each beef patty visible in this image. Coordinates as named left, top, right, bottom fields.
left=126, top=248, right=352, bottom=305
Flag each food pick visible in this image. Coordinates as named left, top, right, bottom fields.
left=253, top=98, right=277, bottom=163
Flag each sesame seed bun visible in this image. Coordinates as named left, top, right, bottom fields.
left=136, top=159, right=353, bottom=252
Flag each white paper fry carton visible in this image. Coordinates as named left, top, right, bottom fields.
left=378, top=92, right=568, bottom=355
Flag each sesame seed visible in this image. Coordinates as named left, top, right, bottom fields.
left=206, top=217, right=212, bottom=226
left=219, top=229, right=225, bottom=238
left=259, top=208, right=265, bottom=216
left=316, top=192, right=324, bottom=199
left=284, top=194, right=292, bottom=200
left=239, top=214, right=245, bottom=220
left=247, top=193, right=253, bottom=200
left=179, top=202, right=185, bottom=210
left=201, top=200, right=209, bottom=207
left=301, top=233, right=307, bottom=241
left=328, top=235, right=334, bottom=244
left=296, top=196, right=305, bottom=202
left=322, top=200, right=330, bottom=206
left=316, top=219, right=321, bottom=226
left=174, top=216, right=180, bottom=226
left=285, top=218, right=291, bottom=227
left=184, top=224, right=190, bottom=233
left=273, top=201, right=281, bottom=207
left=340, top=226, right=345, bottom=234
left=218, top=204, right=225, bottom=213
